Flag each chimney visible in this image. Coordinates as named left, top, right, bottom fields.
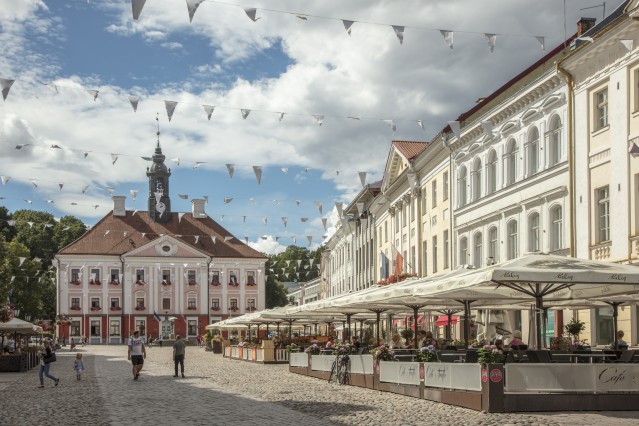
left=191, top=199, right=207, bottom=219
left=112, top=195, right=126, bottom=217
left=577, top=17, right=596, bottom=36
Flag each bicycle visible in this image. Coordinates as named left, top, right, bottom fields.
left=328, top=352, right=350, bottom=385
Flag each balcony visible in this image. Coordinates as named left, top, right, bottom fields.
left=161, top=280, right=172, bottom=286
left=210, top=307, right=220, bottom=311
left=70, top=306, right=81, bottom=311
left=134, top=306, right=146, bottom=311
left=590, top=241, right=611, bottom=261
left=90, top=306, right=101, bottom=311
left=69, top=280, right=81, bottom=286
left=246, top=279, right=257, bottom=287
left=246, top=307, right=256, bottom=312
left=229, top=307, right=239, bottom=312
left=187, top=306, right=197, bottom=310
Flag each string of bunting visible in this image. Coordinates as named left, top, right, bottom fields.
left=131, top=0, right=547, bottom=53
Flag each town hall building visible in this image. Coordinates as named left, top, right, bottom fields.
left=54, top=142, right=267, bottom=343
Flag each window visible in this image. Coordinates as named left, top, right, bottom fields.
left=187, top=269, right=196, bottom=284
left=135, top=269, right=145, bottom=284
left=211, top=270, right=220, bottom=285
left=162, top=269, right=171, bottom=284
left=71, top=298, right=80, bottom=309
left=473, top=233, right=483, bottom=268
left=597, top=186, right=610, bottom=242
left=432, top=236, right=438, bottom=274
left=486, top=150, right=497, bottom=195
left=188, top=320, right=197, bottom=336
left=90, top=268, right=100, bottom=284
left=488, top=227, right=498, bottom=264
left=550, top=206, right=563, bottom=251
left=135, top=320, right=145, bottom=335
left=230, top=298, right=238, bottom=310
left=443, top=230, right=449, bottom=269
left=247, top=299, right=256, bottom=309
left=529, top=213, right=540, bottom=252
left=595, top=88, right=608, bottom=130
left=229, top=270, right=239, bottom=286
left=634, top=68, right=639, bottom=112
left=547, top=115, right=562, bottom=167
left=136, top=298, right=145, bottom=309
left=384, top=222, right=388, bottom=242
left=71, top=268, right=80, bottom=284
left=91, top=297, right=100, bottom=308
left=459, top=237, right=468, bottom=266
left=110, top=298, right=120, bottom=308
left=506, top=139, right=518, bottom=185
left=211, top=298, right=220, bottom=310
left=110, top=268, right=120, bottom=284
left=595, top=307, right=614, bottom=345
left=443, top=172, right=449, bottom=201
left=422, top=241, right=428, bottom=276
left=90, top=320, right=100, bottom=337
left=507, top=220, right=518, bottom=260
left=110, top=320, right=120, bottom=336
left=402, top=204, right=407, bottom=227
left=188, top=298, right=196, bottom=309
left=162, top=298, right=171, bottom=310
left=70, top=321, right=80, bottom=336
left=471, top=158, right=482, bottom=202
left=527, top=127, right=539, bottom=176
left=458, top=166, right=467, bottom=207
left=395, top=210, right=400, bottom=229
left=247, top=271, right=256, bottom=285
left=432, top=180, right=438, bottom=207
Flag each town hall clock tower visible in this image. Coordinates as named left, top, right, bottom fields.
left=146, top=140, right=172, bottom=223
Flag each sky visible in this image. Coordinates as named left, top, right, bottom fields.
left=0, top=0, right=624, bottom=255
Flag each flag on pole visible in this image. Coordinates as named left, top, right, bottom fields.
left=153, top=311, right=161, bottom=322
left=380, top=251, right=389, bottom=279
left=391, top=244, right=403, bottom=276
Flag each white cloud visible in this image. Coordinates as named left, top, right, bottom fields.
left=248, top=235, right=287, bottom=255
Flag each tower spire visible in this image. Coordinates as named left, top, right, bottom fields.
left=156, top=112, right=161, bottom=148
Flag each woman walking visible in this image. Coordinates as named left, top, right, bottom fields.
left=38, top=340, right=60, bottom=388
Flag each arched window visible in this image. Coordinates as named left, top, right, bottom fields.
left=507, top=220, right=518, bottom=260
left=473, top=232, right=483, bottom=268
left=528, top=212, right=540, bottom=252
left=550, top=206, right=563, bottom=251
left=488, top=226, right=499, bottom=264
left=459, top=237, right=468, bottom=266
left=471, top=158, right=482, bottom=202
left=527, top=127, right=539, bottom=176
left=458, top=166, right=468, bottom=207
left=547, top=115, right=563, bottom=167
left=505, top=139, right=518, bottom=186
left=486, top=150, right=497, bottom=195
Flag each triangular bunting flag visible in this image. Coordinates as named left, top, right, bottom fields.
left=130, top=189, right=138, bottom=200
left=224, top=197, right=233, bottom=203
left=242, top=216, right=247, bottom=222
left=300, top=218, right=308, bottom=222
left=281, top=167, right=288, bottom=174
left=440, top=30, right=453, bottom=49
left=30, top=180, right=38, bottom=188
left=417, top=120, right=425, bottom=131
left=59, top=183, right=63, bottom=190
left=282, top=217, right=288, bottom=227
left=172, top=158, right=180, bottom=166
left=253, top=166, right=262, bottom=185
left=0, top=176, right=9, bottom=185
left=629, top=142, right=639, bottom=158
left=392, top=25, right=404, bottom=44
left=295, top=200, right=301, bottom=206
left=297, top=260, right=302, bottom=267
left=0, top=78, right=15, bottom=101
left=178, top=194, right=188, bottom=199
left=342, top=19, right=354, bottom=36
left=535, top=36, right=545, bottom=51
left=448, top=121, right=461, bottom=139
left=128, top=95, right=138, bottom=112
left=131, top=0, right=146, bottom=20
left=278, top=112, right=285, bottom=121
left=241, top=109, right=251, bottom=119
left=18, top=257, right=26, bottom=266
left=620, top=39, right=634, bottom=51
left=263, top=217, right=268, bottom=225
left=202, top=104, right=215, bottom=120
left=243, top=7, right=259, bottom=21
left=226, top=164, right=235, bottom=178
left=245, top=237, right=249, bottom=244
left=224, top=236, right=232, bottom=242
left=485, top=33, right=497, bottom=53
left=178, top=213, right=185, bottom=222
left=314, top=201, right=323, bottom=214
left=165, top=100, right=178, bottom=122
left=321, top=218, right=327, bottom=231
left=356, top=202, right=364, bottom=216
left=194, top=235, right=200, bottom=244
left=382, top=119, right=396, bottom=133
left=87, top=90, right=98, bottom=101
left=82, top=185, right=89, bottom=193
left=335, top=202, right=343, bottom=217
left=358, top=171, right=367, bottom=187
left=313, top=115, right=324, bottom=126
left=211, top=236, right=216, bottom=244
left=111, top=154, right=119, bottom=165
left=186, top=0, right=204, bottom=23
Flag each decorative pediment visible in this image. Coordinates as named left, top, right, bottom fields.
left=540, top=93, right=565, bottom=111
left=468, top=142, right=482, bottom=154
left=454, top=151, right=467, bottom=161
left=520, top=107, right=540, bottom=124
left=124, top=235, right=207, bottom=259
left=499, top=120, right=520, bottom=137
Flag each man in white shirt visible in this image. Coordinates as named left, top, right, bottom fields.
left=127, top=330, right=146, bottom=380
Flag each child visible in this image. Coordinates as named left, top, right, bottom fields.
left=73, top=353, right=85, bottom=381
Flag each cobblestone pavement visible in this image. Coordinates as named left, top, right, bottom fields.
left=2, top=345, right=639, bottom=425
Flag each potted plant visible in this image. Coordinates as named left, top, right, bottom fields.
left=564, top=317, right=586, bottom=346
left=416, top=345, right=438, bottom=362
left=286, top=343, right=299, bottom=353
left=400, top=328, right=414, bottom=346
left=371, top=344, right=396, bottom=365
left=305, top=343, right=321, bottom=355
left=477, top=344, right=505, bottom=365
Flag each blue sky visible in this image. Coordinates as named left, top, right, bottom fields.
left=0, top=0, right=624, bottom=254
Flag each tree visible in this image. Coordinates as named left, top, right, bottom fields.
left=53, top=215, right=87, bottom=249
left=0, top=206, right=16, bottom=242
left=265, top=274, right=289, bottom=309
left=11, top=210, right=57, bottom=263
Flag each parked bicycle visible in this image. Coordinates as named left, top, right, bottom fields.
left=328, top=352, right=350, bottom=385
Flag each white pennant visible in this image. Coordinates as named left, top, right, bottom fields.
left=111, top=154, right=119, bottom=165
left=211, top=236, right=216, bottom=244
left=224, top=236, right=232, bottom=242
left=481, top=120, right=493, bottom=136
left=241, top=109, right=251, bottom=119
left=358, top=171, right=367, bottom=187
left=104, top=230, right=110, bottom=236
left=27, top=221, right=34, bottom=227
left=7, top=220, right=15, bottom=226
left=133, top=210, right=138, bottom=216
left=300, top=218, right=308, bottom=222
left=1, top=176, right=9, bottom=185
left=194, top=235, right=200, bottom=244
left=281, top=167, right=288, bottom=174
left=131, top=0, right=146, bottom=20
left=87, top=90, right=98, bottom=101
left=485, top=33, right=497, bottom=53
left=297, top=260, right=302, bottom=267
left=47, top=200, right=55, bottom=204
left=253, top=166, right=262, bottom=185
left=535, top=36, right=545, bottom=51
left=186, top=0, right=204, bottom=22
left=0, top=79, right=15, bottom=101
left=243, top=7, right=259, bottom=21
left=263, top=217, right=268, bottom=225
left=321, top=218, right=327, bottom=231
left=19, top=257, right=26, bottom=266
left=440, top=30, right=454, bottom=49
left=130, top=189, right=138, bottom=200
left=243, top=216, right=246, bottom=223
left=314, top=201, right=323, bottom=214
left=335, top=202, right=343, bottom=218
left=178, top=212, right=185, bottom=222
left=313, top=115, right=324, bottom=126
left=226, top=164, right=235, bottom=178
left=392, top=25, right=404, bottom=44
left=82, top=185, right=89, bottom=193
left=202, top=104, right=215, bottom=120
left=620, top=39, right=634, bottom=51
left=356, top=202, right=364, bottom=216
left=342, top=20, right=354, bottom=36
left=282, top=217, right=288, bottom=227
left=165, top=101, right=178, bottom=122
left=224, top=197, right=233, bottom=203
left=417, top=120, right=425, bottom=131
left=295, top=200, right=301, bottom=206
left=193, top=161, right=205, bottom=169
left=31, top=180, right=38, bottom=188
left=309, top=259, right=315, bottom=268
left=278, top=112, right=285, bottom=121
left=154, top=191, right=163, bottom=203
left=128, top=95, right=138, bottom=112
left=178, top=194, right=188, bottom=199
left=448, top=121, right=461, bottom=139
left=383, top=119, right=396, bottom=133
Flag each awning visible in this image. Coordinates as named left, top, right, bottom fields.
left=436, top=315, right=458, bottom=326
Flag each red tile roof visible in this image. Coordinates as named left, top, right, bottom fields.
left=392, top=141, right=429, bottom=160
left=58, top=211, right=267, bottom=259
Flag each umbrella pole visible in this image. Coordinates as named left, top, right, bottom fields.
left=446, top=312, right=453, bottom=342
left=463, top=301, right=473, bottom=350
left=606, top=301, right=622, bottom=349
left=287, top=319, right=293, bottom=341
left=413, top=306, right=419, bottom=349
left=346, top=314, right=353, bottom=342
left=265, top=323, right=270, bottom=339
left=276, top=322, right=281, bottom=337
left=535, top=291, right=543, bottom=350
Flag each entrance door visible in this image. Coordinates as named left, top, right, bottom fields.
left=161, top=320, right=174, bottom=340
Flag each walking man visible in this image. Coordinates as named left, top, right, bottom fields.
left=173, top=334, right=186, bottom=378
left=128, top=330, right=146, bottom=380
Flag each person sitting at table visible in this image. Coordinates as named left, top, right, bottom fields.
left=612, top=330, right=628, bottom=349
left=325, top=336, right=334, bottom=350
left=390, top=334, right=406, bottom=349
left=508, top=330, right=524, bottom=349
left=494, top=339, right=505, bottom=352
left=418, top=330, right=439, bottom=349
left=351, top=336, right=362, bottom=351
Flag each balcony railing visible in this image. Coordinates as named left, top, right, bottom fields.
left=134, top=306, right=146, bottom=311
left=69, top=280, right=81, bottom=285
left=161, top=280, right=172, bottom=286
left=110, top=306, right=122, bottom=311
left=188, top=279, right=197, bottom=285
left=135, top=280, right=146, bottom=285
left=90, top=306, right=101, bottom=311
left=590, top=241, right=611, bottom=261
left=210, top=307, right=220, bottom=311
left=89, top=280, right=101, bottom=285
left=210, top=281, right=221, bottom=286
left=109, top=280, right=120, bottom=286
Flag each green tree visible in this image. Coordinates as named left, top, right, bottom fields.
left=0, top=206, right=16, bottom=242
left=53, top=215, right=87, bottom=249
left=265, top=274, right=289, bottom=309
left=11, top=210, right=57, bottom=263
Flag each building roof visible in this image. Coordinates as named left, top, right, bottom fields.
left=392, top=141, right=429, bottom=160
left=58, top=210, right=267, bottom=260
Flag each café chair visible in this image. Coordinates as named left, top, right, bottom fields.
left=608, top=349, right=636, bottom=364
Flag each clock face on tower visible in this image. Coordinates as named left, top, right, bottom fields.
left=156, top=201, right=166, bottom=214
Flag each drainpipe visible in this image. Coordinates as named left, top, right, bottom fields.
left=206, top=256, right=212, bottom=333
left=120, top=255, right=126, bottom=342
left=556, top=63, right=575, bottom=257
